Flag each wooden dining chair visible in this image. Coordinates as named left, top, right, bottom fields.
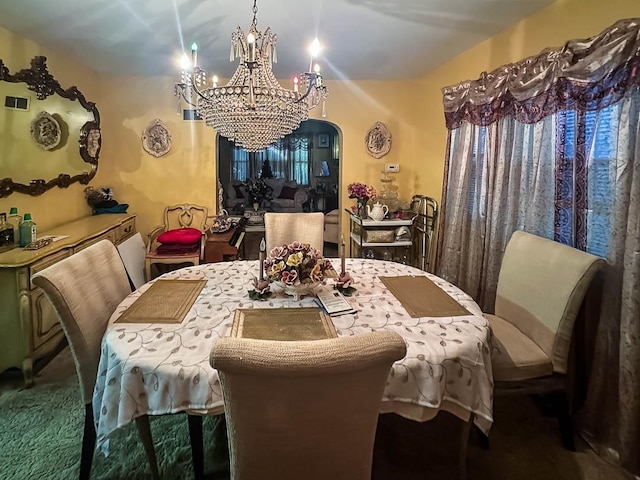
left=145, top=203, right=209, bottom=280
left=32, top=240, right=160, bottom=480
left=210, top=331, right=407, bottom=480
left=264, top=212, right=324, bottom=253
left=485, top=230, right=605, bottom=450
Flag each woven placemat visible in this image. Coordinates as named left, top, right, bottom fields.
left=380, top=276, right=471, bottom=318
left=231, top=307, right=337, bottom=341
left=115, top=279, right=206, bottom=324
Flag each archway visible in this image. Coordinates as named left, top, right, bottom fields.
left=216, top=119, right=340, bottom=215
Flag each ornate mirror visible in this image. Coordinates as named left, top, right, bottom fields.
left=0, top=56, right=100, bottom=197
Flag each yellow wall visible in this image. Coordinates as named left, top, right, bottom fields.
left=417, top=0, right=640, bottom=206
left=0, top=26, right=101, bottom=231
left=95, top=75, right=424, bottom=238
left=2, top=0, right=638, bottom=240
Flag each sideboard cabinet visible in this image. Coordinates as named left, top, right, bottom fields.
left=0, top=213, right=136, bottom=386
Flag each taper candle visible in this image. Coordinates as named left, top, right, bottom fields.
left=259, top=237, right=266, bottom=281
left=340, top=234, right=346, bottom=275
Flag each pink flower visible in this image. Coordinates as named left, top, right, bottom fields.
left=269, top=245, right=288, bottom=259
left=347, top=182, right=377, bottom=200
left=281, top=269, right=299, bottom=285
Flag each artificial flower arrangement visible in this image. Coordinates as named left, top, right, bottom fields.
left=242, top=178, right=273, bottom=204
left=264, top=242, right=336, bottom=286
left=347, top=182, right=377, bottom=200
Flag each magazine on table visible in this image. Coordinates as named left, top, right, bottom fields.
left=315, top=290, right=356, bottom=316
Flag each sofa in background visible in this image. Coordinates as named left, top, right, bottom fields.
left=226, top=178, right=308, bottom=213
left=324, top=209, right=340, bottom=244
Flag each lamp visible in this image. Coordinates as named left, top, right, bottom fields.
left=175, top=0, right=329, bottom=152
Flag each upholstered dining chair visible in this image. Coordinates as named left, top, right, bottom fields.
left=145, top=203, right=209, bottom=280
left=210, top=331, right=407, bottom=480
left=32, top=240, right=160, bottom=480
left=264, top=212, right=324, bottom=253
left=486, top=230, right=605, bottom=450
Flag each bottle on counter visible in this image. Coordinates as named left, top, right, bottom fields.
left=7, top=207, right=21, bottom=247
left=0, top=213, right=14, bottom=252
left=19, top=213, right=37, bottom=248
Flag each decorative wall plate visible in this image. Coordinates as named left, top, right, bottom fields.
left=142, top=118, right=172, bottom=157
left=30, top=111, right=62, bottom=151
left=365, top=121, right=392, bottom=159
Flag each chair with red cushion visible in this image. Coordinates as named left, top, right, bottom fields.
left=145, top=204, right=209, bottom=280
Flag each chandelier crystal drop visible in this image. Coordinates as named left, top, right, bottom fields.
left=175, top=0, right=328, bottom=152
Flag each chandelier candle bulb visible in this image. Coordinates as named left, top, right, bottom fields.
left=309, top=37, right=320, bottom=72
left=180, top=53, right=190, bottom=71
left=191, top=42, right=198, bottom=69
left=247, top=33, right=256, bottom=63
left=293, top=76, right=299, bottom=93
left=212, top=75, right=218, bottom=88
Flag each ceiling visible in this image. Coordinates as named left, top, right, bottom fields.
left=0, top=0, right=555, bottom=81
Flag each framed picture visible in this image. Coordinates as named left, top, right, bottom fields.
left=318, top=133, right=329, bottom=148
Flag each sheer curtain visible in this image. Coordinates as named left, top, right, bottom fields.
left=437, top=19, right=640, bottom=475
left=231, top=136, right=311, bottom=184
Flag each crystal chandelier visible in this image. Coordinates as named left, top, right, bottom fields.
left=175, top=0, right=328, bottom=152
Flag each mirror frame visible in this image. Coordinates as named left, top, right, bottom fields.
left=0, top=56, right=100, bottom=198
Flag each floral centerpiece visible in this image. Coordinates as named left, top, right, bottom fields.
left=347, top=182, right=377, bottom=218
left=265, top=242, right=336, bottom=300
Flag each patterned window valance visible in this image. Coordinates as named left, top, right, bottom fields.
left=442, top=18, right=640, bottom=129
left=270, top=135, right=310, bottom=150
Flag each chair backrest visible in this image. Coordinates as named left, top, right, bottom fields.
left=495, top=230, right=605, bottom=374
left=32, top=240, right=132, bottom=403
left=210, top=331, right=407, bottom=480
left=164, top=204, right=208, bottom=232
left=264, top=212, right=324, bottom=253
left=117, top=232, right=147, bottom=289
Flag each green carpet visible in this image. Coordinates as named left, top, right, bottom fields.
left=0, top=349, right=229, bottom=480
left=1, top=347, right=633, bottom=480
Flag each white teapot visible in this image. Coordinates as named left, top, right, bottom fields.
left=367, top=202, right=389, bottom=221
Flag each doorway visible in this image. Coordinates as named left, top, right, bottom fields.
left=216, top=119, right=340, bottom=215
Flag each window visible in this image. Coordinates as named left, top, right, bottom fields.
left=557, top=105, right=617, bottom=258
left=459, top=105, right=618, bottom=259
left=230, top=138, right=310, bottom=185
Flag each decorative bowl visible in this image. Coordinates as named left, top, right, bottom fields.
left=210, top=213, right=233, bottom=233
left=273, top=281, right=321, bottom=301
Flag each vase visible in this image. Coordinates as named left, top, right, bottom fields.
left=274, top=281, right=320, bottom=301
left=356, top=197, right=369, bottom=218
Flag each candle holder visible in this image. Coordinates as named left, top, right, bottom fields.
left=335, top=272, right=357, bottom=296
left=248, top=276, right=272, bottom=301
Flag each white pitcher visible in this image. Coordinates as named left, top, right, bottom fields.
left=367, top=202, right=388, bottom=221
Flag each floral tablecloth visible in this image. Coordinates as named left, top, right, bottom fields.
left=93, top=259, right=493, bottom=453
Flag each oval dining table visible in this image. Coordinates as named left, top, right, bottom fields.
left=93, top=258, right=494, bottom=476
